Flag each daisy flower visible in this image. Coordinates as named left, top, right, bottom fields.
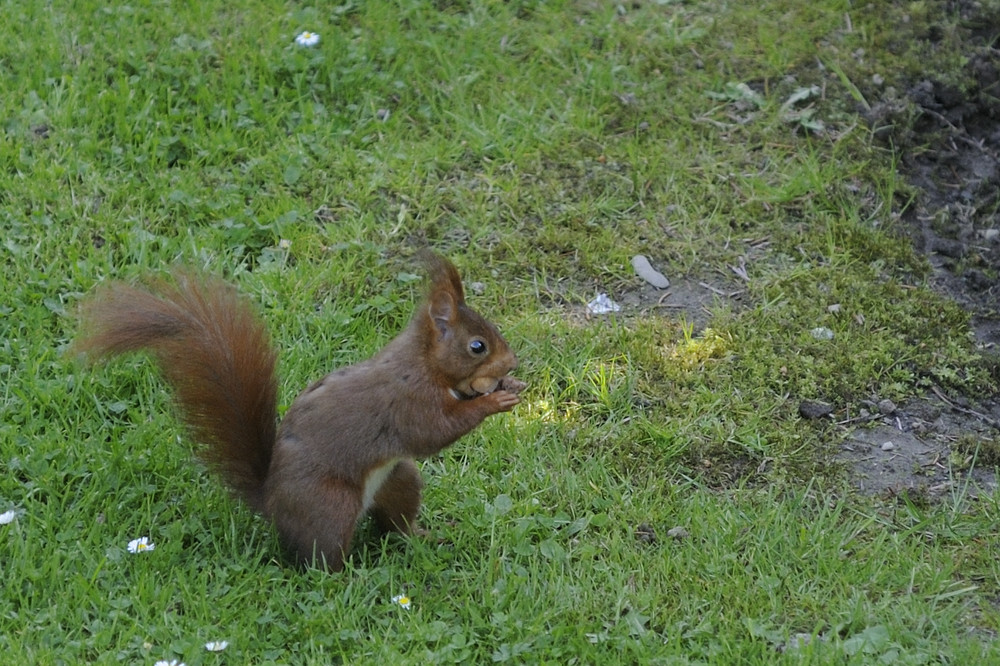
left=205, top=640, right=229, bottom=652
left=127, top=536, right=155, bottom=554
left=391, top=593, right=412, bottom=610
left=0, top=509, right=17, bottom=525
left=154, top=661, right=185, bottom=666
left=295, top=31, right=320, bottom=47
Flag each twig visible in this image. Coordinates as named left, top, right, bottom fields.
left=920, top=108, right=992, bottom=155
left=729, top=256, right=750, bottom=282
left=698, top=282, right=742, bottom=298
left=835, top=413, right=879, bottom=426
left=930, top=385, right=999, bottom=428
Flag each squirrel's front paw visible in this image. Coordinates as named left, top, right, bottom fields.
left=497, top=375, right=527, bottom=395
left=484, top=389, right=520, bottom=413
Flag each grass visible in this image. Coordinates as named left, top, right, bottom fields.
left=2, top=0, right=999, bottom=663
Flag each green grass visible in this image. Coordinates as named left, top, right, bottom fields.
left=2, top=0, right=999, bottom=663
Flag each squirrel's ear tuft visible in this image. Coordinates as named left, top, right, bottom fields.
left=420, top=251, right=466, bottom=305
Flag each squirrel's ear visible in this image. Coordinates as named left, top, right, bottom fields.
left=421, top=251, right=465, bottom=304
left=421, top=251, right=465, bottom=338
left=428, top=287, right=458, bottom=338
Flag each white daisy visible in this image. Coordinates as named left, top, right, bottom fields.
left=127, top=536, right=155, bottom=554
left=391, top=593, right=412, bottom=609
left=154, top=661, right=185, bottom=666
left=0, top=509, right=17, bottom=525
left=295, top=31, right=320, bottom=47
left=205, top=640, right=229, bottom=652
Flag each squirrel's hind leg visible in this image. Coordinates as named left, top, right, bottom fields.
left=370, top=459, right=425, bottom=535
left=268, top=477, right=361, bottom=572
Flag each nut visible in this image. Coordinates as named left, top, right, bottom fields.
left=471, top=376, right=499, bottom=394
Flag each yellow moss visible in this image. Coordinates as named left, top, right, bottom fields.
left=667, top=327, right=732, bottom=369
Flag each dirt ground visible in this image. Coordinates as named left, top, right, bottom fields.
left=843, top=2, right=1000, bottom=499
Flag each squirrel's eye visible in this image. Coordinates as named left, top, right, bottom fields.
left=469, top=339, right=487, bottom=355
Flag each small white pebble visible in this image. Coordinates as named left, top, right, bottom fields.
left=666, top=526, right=690, bottom=539
left=877, top=398, right=897, bottom=415
left=810, top=327, right=834, bottom=340
left=786, top=633, right=813, bottom=650
left=880, top=441, right=895, bottom=451
left=631, top=254, right=670, bottom=289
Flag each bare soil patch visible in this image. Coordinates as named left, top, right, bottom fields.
left=619, top=275, right=745, bottom=328
left=839, top=393, right=999, bottom=500
left=844, top=2, right=1000, bottom=497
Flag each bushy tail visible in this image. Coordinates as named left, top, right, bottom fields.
left=74, top=272, right=277, bottom=512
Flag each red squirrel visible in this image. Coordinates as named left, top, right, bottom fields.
left=74, top=253, right=524, bottom=571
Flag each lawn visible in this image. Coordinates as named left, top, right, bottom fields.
left=2, top=0, right=999, bottom=663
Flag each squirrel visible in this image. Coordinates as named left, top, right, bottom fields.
left=73, top=252, right=525, bottom=571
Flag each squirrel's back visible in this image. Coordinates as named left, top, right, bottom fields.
left=74, top=272, right=277, bottom=511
